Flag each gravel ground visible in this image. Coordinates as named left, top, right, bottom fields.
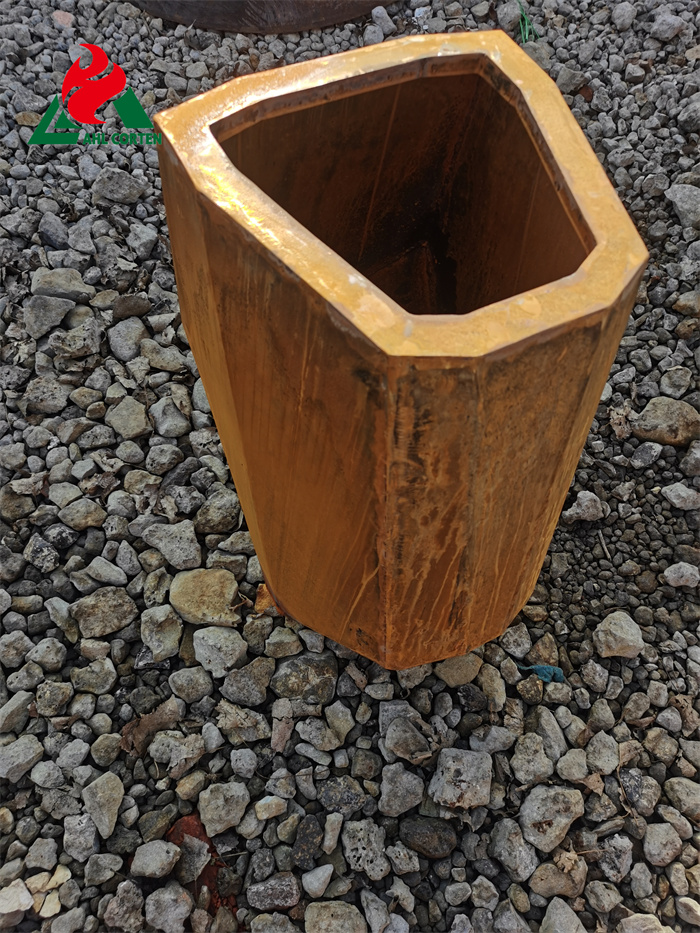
left=1, top=0, right=700, bottom=931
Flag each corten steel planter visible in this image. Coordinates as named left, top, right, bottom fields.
left=155, top=32, right=648, bottom=669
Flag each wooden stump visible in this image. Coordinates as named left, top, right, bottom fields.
left=155, top=33, right=648, bottom=668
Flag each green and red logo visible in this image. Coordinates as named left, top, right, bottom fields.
left=30, top=43, right=161, bottom=146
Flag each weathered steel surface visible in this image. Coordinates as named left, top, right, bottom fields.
left=133, top=1, right=389, bottom=33
left=156, top=33, right=648, bottom=668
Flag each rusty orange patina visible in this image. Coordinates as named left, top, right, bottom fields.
left=155, top=33, right=648, bottom=669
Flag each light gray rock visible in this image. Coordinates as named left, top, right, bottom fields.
left=592, top=611, right=644, bottom=658
left=360, top=889, right=390, bottom=933
left=0, top=691, right=33, bottom=733
left=665, top=561, right=700, bottom=587
left=144, top=880, right=194, bottom=933
left=141, top=605, right=183, bottom=661
left=0, top=879, right=33, bottom=930
left=0, top=734, right=43, bottom=781
left=342, top=819, right=391, bottom=881
left=168, top=666, right=213, bottom=703
left=150, top=397, right=190, bottom=437
left=651, top=8, right=686, bottom=41
left=105, top=396, right=151, bottom=439
left=488, top=818, right=539, bottom=882
left=131, top=840, right=181, bottom=878
left=665, top=778, right=700, bottom=821
left=304, top=902, right=367, bottom=933
left=63, top=813, right=98, bottom=862
left=103, top=880, right=144, bottom=933
left=191, top=626, right=248, bottom=678
left=197, top=780, right=250, bottom=836
left=84, top=854, right=123, bottom=886
left=31, top=266, right=96, bottom=302
left=82, top=771, right=124, bottom=839
left=519, top=786, right=584, bottom=852
left=92, top=165, right=148, bottom=205
left=643, top=822, right=682, bottom=866
left=379, top=763, right=425, bottom=817
left=371, top=5, right=396, bottom=36
left=25, top=837, right=58, bottom=871
left=562, top=490, right=605, bottom=523
left=539, top=897, right=585, bottom=933
left=428, top=749, right=492, bottom=809
left=362, top=23, right=384, bottom=45
left=586, top=731, right=619, bottom=775
left=666, top=185, right=700, bottom=229
left=142, top=520, right=202, bottom=570
left=661, top=482, right=700, bottom=510
left=611, top=1, right=636, bottom=30
left=585, top=879, right=623, bottom=913
left=23, top=295, right=74, bottom=339
left=511, top=734, right=554, bottom=785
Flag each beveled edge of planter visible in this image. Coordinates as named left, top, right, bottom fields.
left=155, top=31, right=648, bottom=360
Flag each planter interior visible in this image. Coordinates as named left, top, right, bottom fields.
left=219, top=72, right=592, bottom=317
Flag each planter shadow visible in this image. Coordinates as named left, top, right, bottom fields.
left=156, top=32, right=647, bottom=668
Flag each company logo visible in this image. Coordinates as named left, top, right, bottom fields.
left=30, top=43, right=161, bottom=147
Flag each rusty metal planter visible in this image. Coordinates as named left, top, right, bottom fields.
left=156, top=33, right=647, bottom=669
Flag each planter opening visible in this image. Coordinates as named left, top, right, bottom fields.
left=218, top=71, right=593, bottom=317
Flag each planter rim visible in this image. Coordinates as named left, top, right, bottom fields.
left=155, top=32, right=648, bottom=359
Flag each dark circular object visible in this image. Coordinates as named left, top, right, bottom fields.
left=132, top=1, right=391, bottom=34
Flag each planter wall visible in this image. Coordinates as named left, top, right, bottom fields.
left=155, top=33, right=648, bottom=669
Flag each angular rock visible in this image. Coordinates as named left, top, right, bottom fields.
left=70, top=586, right=138, bottom=638
left=379, top=763, right=425, bottom=817
left=0, top=734, right=43, bottom=781
left=539, top=897, right=585, bottom=933
left=592, top=611, right=644, bottom=658
left=270, top=652, right=338, bottom=704
left=82, top=772, right=124, bottom=839
left=31, top=266, right=96, bottom=302
left=63, top=813, right=98, bottom=862
left=488, top=818, right=539, bottom=882
left=92, top=165, right=148, bottom=205
left=105, top=396, right=151, bottom=440
left=664, top=777, right=700, bottom=821
left=197, top=780, right=250, bottom=836
left=131, top=840, right=181, bottom=878
left=144, top=880, right=194, bottom=933
left=221, top=656, right=274, bottom=706
left=0, top=691, right=33, bottom=734
left=304, top=902, right=367, bottom=933
left=103, top=880, right=144, bottom=933
left=428, top=749, right=492, bottom=809
left=169, top=569, right=241, bottom=625
left=519, top=786, right=584, bottom=852
left=141, top=605, right=183, bottom=661
left=632, top=397, right=700, bottom=447
left=142, top=520, right=202, bottom=571
left=247, top=872, right=301, bottom=910
left=192, top=626, right=247, bottom=678
left=342, top=819, right=391, bottom=880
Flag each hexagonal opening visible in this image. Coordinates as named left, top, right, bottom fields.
left=217, top=69, right=594, bottom=317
